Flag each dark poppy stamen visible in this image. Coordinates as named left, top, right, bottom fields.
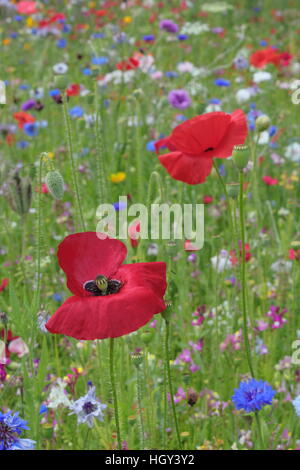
left=84, top=275, right=122, bottom=296
left=204, top=147, right=214, bottom=152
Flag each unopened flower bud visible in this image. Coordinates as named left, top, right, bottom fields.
left=131, top=351, right=143, bottom=367
left=4, top=172, right=32, bottom=215
left=255, top=115, right=270, bottom=132
left=232, top=145, right=249, bottom=170
left=45, top=170, right=64, bottom=199
left=140, top=329, right=154, bottom=345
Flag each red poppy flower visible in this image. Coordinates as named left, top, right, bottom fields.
left=155, top=110, right=247, bottom=185
left=0, top=278, right=8, bottom=292
left=116, top=57, right=139, bottom=71
left=66, top=84, right=81, bottom=97
left=13, top=111, right=35, bottom=129
left=250, top=47, right=282, bottom=68
left=45, top=232, right=167, bottom=340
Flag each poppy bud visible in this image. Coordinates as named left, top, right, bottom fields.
left=4, top=172, right=32, bottom=215
left=232, top=145, right=249, bottom=170
left=45, top=170, right=64, bottom=200
left=226, top=182, right=240, bottom=199
left=131, top=351, right=143, bottom=367
left=255, top=115, right=270, bottom=132
left=187, top=388, right=198, bottom=406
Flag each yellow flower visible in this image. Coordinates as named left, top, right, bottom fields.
left=123, top=16, right=132, bottom=24
left=89, top=1, right=96, bottom=6
left=3, top=39, right=11, bottom=46
left=26, top=17, right=34, bottom=27
left=109, top=172, right=126, bottom=183
left=48, top=152, right=55, bottom=159
left=24, top=43, right=31, bottom=50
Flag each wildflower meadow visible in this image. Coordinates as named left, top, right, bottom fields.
left=1, top=0, right=300, bottom=454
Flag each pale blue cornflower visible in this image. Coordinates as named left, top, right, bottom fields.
left=69, top=385, right=107, bottom=428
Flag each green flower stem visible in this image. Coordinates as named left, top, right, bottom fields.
left=213, top=160, right=235, bottom=246
left=62, top=94, right=86, bottom=232
left=239, top=170, right=255, bottom=378
left=109, top=338, right=122, bottom=450
left=254, top=411, right=265, bottom=449
left=164, top=318, right=182, bottom=450
left=136, top=364, right=145, bottom=449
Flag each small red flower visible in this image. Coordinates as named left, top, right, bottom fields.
left=250, top=47, right=280, bottom=68
left=0, top=278, right=8, bottom=292
left=155, top=110, right=247, bottom=185
left=116, top=57, right=139, bottom=71
left=13, top=111, right=35, bottom=129
left=262, top=175, right=278, bottom=186
left=66, top=84, right=80, bottom=97
left=46, top=232, right=167, bottom=340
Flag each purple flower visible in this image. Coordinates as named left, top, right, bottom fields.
left=21, top=99, right=36, bottom=111
left=168, top=89, right=191, bottom=110
left=159, top=19, right=179, bottom=34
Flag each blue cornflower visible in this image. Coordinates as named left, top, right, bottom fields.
left=82, top=68, right=92, bottom=76
left=165, top=71, right=178, bottom=78
left=177, top=34, right=188, bottom=40
left=146, top=141, right=156, bottom=152
left=143, top=34, right=155, bottom=42
left=0, top=410, right=35, bottom=450
left=91, top=57, right=109, bottom=65
left=113, top=201, right=127, bottom=211
left=69, top=106, right=84, bottom=118
left=23, top=122, right=38, bottom=137
left=69, top=386, right=107, bottom=428
left=214, top=78, right=231, bottom=87
left=292, top=396, right=300, bottom=417
left=232, top=379, right=276, bottom=413
left=56, top=38, right=67, bottom=48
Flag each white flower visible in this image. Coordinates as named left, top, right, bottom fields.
left=205, top=103, right=222, bottom=112
left=292, top=396, right=300, bottom=417
left=271, top=260, right=292, bottom=273
left=53, top=62, right=68, bottom=75
left=180, top=22, right=210, bottom=35
left=284, top=142, right=300, bottom=163
left=211, top=250, right=233, bottom=272
left=177, top=61, right=196, bottom=73
left=48, top=379, right=73, bottom=409
left=257, top=131, right=269, bottom=145
left=253, top=71, right=272, bottom=83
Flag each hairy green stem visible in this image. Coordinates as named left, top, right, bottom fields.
left=109, top=338, right=122, bottom=450
left=164, top=319, right=182, bottom=450
left=239, top=171, right=255, bottom=378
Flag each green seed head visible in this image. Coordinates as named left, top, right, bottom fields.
left=232, top=145, right=249, bottom=171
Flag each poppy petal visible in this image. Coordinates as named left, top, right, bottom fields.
left=169, top=112, right=231, bottom=155
left=116, top=262, right=167, bottom=298
left=159, top=151, right=213, bottom=185
left=45, top=287, right=166, bottom=340
left=212, top=109, right=248, bottom=159
left=57, top=232, right=127, bottom=297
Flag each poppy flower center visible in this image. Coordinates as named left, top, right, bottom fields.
left=204, top=147, right=214, bottom=152
left=83, top=275, right=122, bottom=296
